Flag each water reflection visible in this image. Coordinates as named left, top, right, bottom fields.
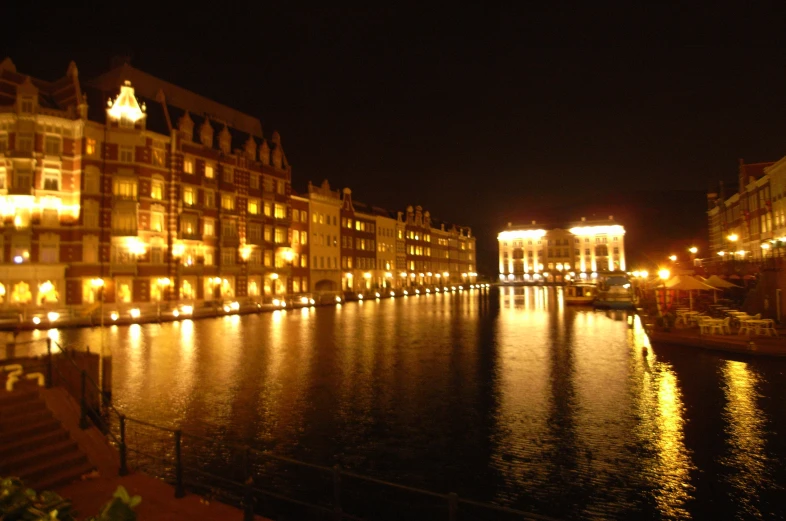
left=3, top=287, right=786, bottom=519
left=720, top=361, right=769, bottom=518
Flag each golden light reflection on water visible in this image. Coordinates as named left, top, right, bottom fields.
left=721, top=360, right=768, bottom=517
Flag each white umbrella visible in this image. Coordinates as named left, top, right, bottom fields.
left=705, top=275, right=742, bottom=289
left=665, top=275, right=720, bottom=310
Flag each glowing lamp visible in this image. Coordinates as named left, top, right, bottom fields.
left=32, top=317, right=41, bottom=325
left=110, top=312, right=119, bottom=321
left=669, top=255, right=677, bottom=262
left=390, top=291, right=395, bottom=297
left=129, top=308, right=141, bottom=319
left=47, top=312, right=59, bottom=322
left=364, top=272, right=371, bottom=279
left=689, top=246, right=698, bottom=254
left=335, top=296, right=342, bottom=303
left=301, top=296, right=309, bottom=304
left=658, top=269, right=670, bottom=281
left=181, top=305, right=193, bottom=315
left=727, top=234, right=738, bottom=242
left=13, top=256, right=23, bottom=264
left=270, top=273, right=279, bottom=280
left=358, top=294, right=364, bottom=300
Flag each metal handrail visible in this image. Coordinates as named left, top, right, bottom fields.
left=41, top=340, right=559, bottom=521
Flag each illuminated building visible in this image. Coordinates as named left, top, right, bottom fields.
left=0, top=57, right=292, bottom=313
left=707, top=159, right=775, bottom=260
left=305, top=180, right=342, bottom=293
left=289, top=194, right=310, bottom=295
left=498, top=216, right=626, bottom=283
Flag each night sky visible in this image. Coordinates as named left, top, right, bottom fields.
left=5, top=5, right=786, bottom=274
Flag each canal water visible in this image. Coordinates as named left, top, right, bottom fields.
left=19, top=286, right=786, bottom=519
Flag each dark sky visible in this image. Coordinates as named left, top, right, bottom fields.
left=4, top=4, right=786, bottom=273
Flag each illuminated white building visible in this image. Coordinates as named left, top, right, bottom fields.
left=498, top=216, right=626, bottom=283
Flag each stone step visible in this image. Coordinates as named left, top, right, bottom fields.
left=0, top=388, right=40, bottom=407
left=0, top=407, right=52, bottom=430
left=16, top=449, right=90, bottom=487
left=0, top=416, right=60, bottom=444
left=0, top=427, right=70, bottom=461
left=34, top=460, right=96, bottom=491
left=0, top=396, right=47, bottom=420
left=0, top=438, right=79, bottom=474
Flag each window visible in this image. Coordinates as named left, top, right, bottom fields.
left=264, top=202, right=272, bottom=217
left=204, top=249, right=214, bottom=266
left=0, top=168, right=5, bottom=189
left=119, top=146, right=134, bottom=163
left=263, top=177, right=274, bottom=192
left=84, top=167, right=100, bottom=194
left=205, top=164, right=215, bottom=179
left=264, top=251, right=272, bottom=267
left=275, top=227, right=286, bottom=244
left=292, top=210, right=299, bottom=223
left=264, top=226, right=272, bottom=242
left=250, top=174, right=259, bottom=189
left=248, top=199, right=260, bottom=215
left=204, top=218, right=215, bottom=237
left=20, top=97, right=33, bottom=113
left=151, top=179, right=164, bottom=200
left=222, top=248, right=235, bottom=265
left=183, top=186, right=195, bottom=206
left=301, top=256, right=308, bottom=268
left=151, top=246, right=163, bottom=264
left=249, top=249, right=262, bottom=265
left=18, top=134, right=33, bottom=152
left=42, top=209, right=58, bottom=227
left=180, top=214, right=198, bottom=235
left=15, top=167, right=32, bottom=191
left=204, top=190, right=215, bottom=208
left=248, top=223, right=261, bottom=243
left=43, top=168, right=60, bottom=191
left=45, top=136, right=61, bottom=156
left=39, top=235, right=59, bottom=263
left=274, top=204, right=286, bottom=219
left=277, top=180, right=285, bottom=195
left=221, top=194, right=235, bottom=210
left=152, top=147, right=165, bottom=167
left=83, top=200, right=99, bottom=228
left=0, top=134, right=7, bottom=153
left=223, top=167, right=233, bottom=183
left=222, top=219, right=238, bottom=237
left=112, top=209, right=137, bottom=232
left=151, top=211, right=165, bottom=232
left=83, top=236, right=98, bottom=263
left=184, top=158, right=194, bottom=174
left=113, top=178, right=137, bottom=198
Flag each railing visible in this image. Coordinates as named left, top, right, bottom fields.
left=30, top=340, right=557, bottom=521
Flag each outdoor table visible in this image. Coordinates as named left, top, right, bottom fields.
left=704, top=318, right=727, bottom=335
left=747, top=320, right=772, bottom=335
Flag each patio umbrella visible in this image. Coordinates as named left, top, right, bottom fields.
left=665, top=275, right=720, bottom=309
left=705, top=275, right=742, bottom=289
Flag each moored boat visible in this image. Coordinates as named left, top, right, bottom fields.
left=593, top=275, right=635, bottom=310
left=565, top=282, right=596, bottom=305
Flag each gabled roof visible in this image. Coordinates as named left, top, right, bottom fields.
left=87, top=62, right=263, bottom=137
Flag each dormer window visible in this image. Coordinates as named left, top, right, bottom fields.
left=200, top=120, right=214, bottom=147
left=20, top=97, right=33, bottom=113
left=219, top=126, right=231, bottom=155
left=245, top=137, right=256, bottom=160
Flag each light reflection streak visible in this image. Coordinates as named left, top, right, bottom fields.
left=721, top=360, right=768, bottom=518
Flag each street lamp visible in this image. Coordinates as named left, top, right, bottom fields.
left=658, top=268, right=670, bottom=281
left=688, top=246, right=698, bottom=255
left=669, top=255, right=677, bottom=262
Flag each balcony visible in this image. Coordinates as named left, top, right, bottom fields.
left=180, top=232, right=202, bottom=241
left=221, top=235, right=240, bottom=246
left=7, top=185, right=33, bottom=196
left=111, top=228, right=139, bottom=237
left=113, top=193, right=138, bottom=202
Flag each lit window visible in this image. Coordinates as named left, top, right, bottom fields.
left=264, top=202, right=272, bottom=217
left=151, top=180, right=164, bottom=200
left=17, top=134, right=33, bottom=153
left=112, top=209, right=137, bottom=233
left=204, top=218, right=215, bottom=237
left=204, top=190, right=215, bottom=208
left=221, top=194, right=235, bottom=210
left=113, top=179, right=137, bottom=198
left=151, top=212, right=165, bottom=232
left=184, top=158, right=194, bottom=174
left=205, top=164, right=215, bottom=179
left=248, top=199, right=260, bottom=215
left=275, top=227, right=286, bottom=244
left=183, top=186, right=195, bottom=206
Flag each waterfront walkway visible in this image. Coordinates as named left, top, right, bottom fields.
left=647, top=327, right=786, bottom=357
left=57, top=472, right=269, bottom=521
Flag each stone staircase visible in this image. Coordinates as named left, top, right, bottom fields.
left=0, top=387, right=94, bottom=489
